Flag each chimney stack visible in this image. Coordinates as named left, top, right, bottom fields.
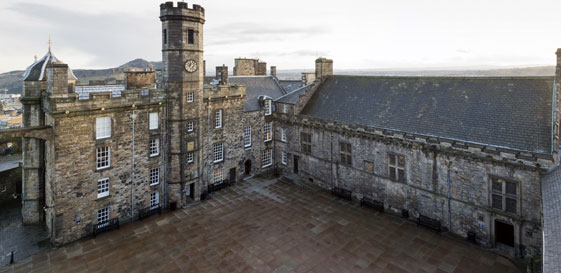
left=216, top=65, right=229, bottom=85
left=315, top=57, right=333, bottom=81
left=270, top=66, right=277, bottom=79
left=46, top=62, right=71, bottom=94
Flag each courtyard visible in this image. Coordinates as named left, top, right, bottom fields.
left=0, top=177, right=519, bottom=273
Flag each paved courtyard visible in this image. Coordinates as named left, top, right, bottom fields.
left=0, top=177, right=519, bottom=273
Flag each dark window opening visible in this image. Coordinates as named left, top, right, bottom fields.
left=188, top=29, right=194, bottom=44
left=388, top=153, right=406, bottom=182
left=301, top=132, right=312, bottom=154
left=339, top=142, right=352, bottom=166
left=491, top=177, right=518, bottom=214
left=163, top=29, right=167, bottom=44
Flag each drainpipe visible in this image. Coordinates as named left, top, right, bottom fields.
left=446, top=159, right=452, bottom=233
left=130, top=109, right=137, bottom=221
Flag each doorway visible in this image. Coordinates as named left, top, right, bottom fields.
left=244, top=160, right=251, bottom=175
left=229, top=168, right=236, bottom=184
left=293, top=156, right=299, bottom=174
left=495, top=220, right=515, bottom=247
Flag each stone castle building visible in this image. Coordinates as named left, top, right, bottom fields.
left=11, top=1, right=561, bottom=266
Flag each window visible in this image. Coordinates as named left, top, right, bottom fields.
left=213, top=143, right=223, bottom=163
left=1, top=184, right=6, bottom=192
left=262, top=148, right=273, bottom=167
left=188, top=29, right=194, bottom=44
left=264, top=122, right=272, bottom=142
left=187, top=152, right=194, bottom=163
left=187, top=141, right=195, bottom=151
left=491, top=178, right=518, bottom=214
left=97, top=207, right=109, bottom=226
left=150, top=138, right=159, bottom=157
left=339, top=142, right=352, bottom=166
left=149, top=113, right=158, bottom=130
left=301, top=132, right=312, bottom=154
left=282, top=151, right=287, bottom=165
left=150, top=168, right=160, bottom=186
left=187, top=121, right=194, bottom=132
left=364, top=161, right=374, bottom=173
left=97, top=178, right=109, bottom=199
left=96, top=117, right=111, bottom=139
left=187, top=92, right=194, bottom=103
left=388, top=153, right=406, bottom=182
left=281, top=128, right=287, bottom=142
left=163, top=29, right=167, bottom=44
left=215, top=110, right=222, bottom=128
left=283, top=104, right=289, bottom=114
left=243, top=126, right=252, bottom=148
left=264, top=99, right=272, bottom=115
left=150, top=192, right=159, bottom=209
left=96, top=146, right=110, bottom=170
left=213, top=169, right=224, bottom=184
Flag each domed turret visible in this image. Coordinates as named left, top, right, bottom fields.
left=21, top=49, right=77, bottom=82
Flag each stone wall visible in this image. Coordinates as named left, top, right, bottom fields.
left=125, top=71, right=156, bottom=90
left=234, top=59, right=257, bottom=76
left=274, top=115, right=547, bottom=258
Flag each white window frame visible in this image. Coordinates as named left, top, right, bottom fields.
left=281, top=128, right=287, bottom=142
left=243, top=126, right=252, bottom=148
left=264, top=99, right=272, bottom=115
left=187, top=121, right=194, bottom=132
left=149, top=112, right=159, bottom=130
left=150, top=192, right=159, bottom=209
left=150, top=168, right=160, bottom=186
left=282, top=151, right=287, bottom=165
left=1, top=184, right=7, bottom=192
left=96, top=117, right=111, bottom=139
left=213, top=169, right=224, bottom=184
left=97, top=178, right=109, bottom=199
left=264, top=122, right=273, bottom=142
left=213, top=143, right=224, bottom=163
left=187, top=92, right=194, bottom=103
left=96, top=146, right=110, bottom=170
left=215, top=110, right=223, bottom=128
left=150, top=138, right=159, bottom=157
left=262, top=148, right=272, bottom=168
left=283, top=104, right=289, bottom=114
left=187, top=152, right=194, bottom=163
left=97, top=207, right=109, bottom=225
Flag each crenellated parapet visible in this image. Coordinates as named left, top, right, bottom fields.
left=43, top=88, right=166, bottom=116
left=203, top=85, right=245, bottom=102
left=160, top=2, right=205, bottom=22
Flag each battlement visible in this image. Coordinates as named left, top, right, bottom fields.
left=43, top=88, right=166, bottom=115
left=160, top=2, right=205, bottom=20
left=203, top=85, right=246, bottom=101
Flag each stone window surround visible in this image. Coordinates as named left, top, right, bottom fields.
left=339, top=141, right=352, bottom=166
left=96, top=146, right=111, bottom=171
left=150, top=168, right=160, bottom=186
left=262, top=148, right=273, bottom=168
left=95, top=116, right=111, bottom=140
left=388, top=152, right=406, bottom=183
left=150, top=138, right=160, bottom=157
left=97, top=178, right=109, bottom=199
left=149, top=112, right=159, bottom=130
left=213, top=143, right=224, bottom=163
left=264, top=122, right=273, bottom=142
left=489, top=175, right=520, bottom=216
left=150, top=192, right=159, bottom=209
left=301, top=132, right=312, bottom=154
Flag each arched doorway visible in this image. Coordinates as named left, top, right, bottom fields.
left=244, top=160, right=251, bottom=175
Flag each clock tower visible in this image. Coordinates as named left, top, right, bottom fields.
left=160, top=2, right=205, bottom=206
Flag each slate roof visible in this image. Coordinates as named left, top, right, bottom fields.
left=229, top=76, right=286, bottom=112
left=542, top=166, right=561, bottom=273
left=275, top=83, right=314, bottom=105
left=279, top=80, right=303, bottom=93
left=22, top=50, right=77, bottom=82
left=301, top=75, right=554, bottom=154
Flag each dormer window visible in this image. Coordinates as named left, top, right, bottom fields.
left=264, top=100, right=272, bottom=116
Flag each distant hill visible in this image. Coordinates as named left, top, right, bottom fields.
left=0, top=59, right=555, bottom=94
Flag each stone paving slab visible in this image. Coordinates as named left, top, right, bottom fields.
left=0, top=177, right=519, bottom=273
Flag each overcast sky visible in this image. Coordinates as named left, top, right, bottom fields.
left=1, top=0, right=561, bottom=73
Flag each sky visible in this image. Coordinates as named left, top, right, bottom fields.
left=1, top=0, right=561, bottom=73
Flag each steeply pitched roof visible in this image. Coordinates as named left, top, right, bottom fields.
left=275, top=83, right=313, bottom=105
left=279, top=80, right=302, bottom=93
left=542, top=166, right=561, bottom=273
left=229, top=76, right=286, bottom=112
left=22, top=50, right=77, bottom=82
left=301, top=75, right=554, bottom=154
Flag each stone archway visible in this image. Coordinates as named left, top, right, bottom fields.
left=244, top=160, right=251, bottom=175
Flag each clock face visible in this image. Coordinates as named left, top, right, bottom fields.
left=184, top=59, right=198, bottom=73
